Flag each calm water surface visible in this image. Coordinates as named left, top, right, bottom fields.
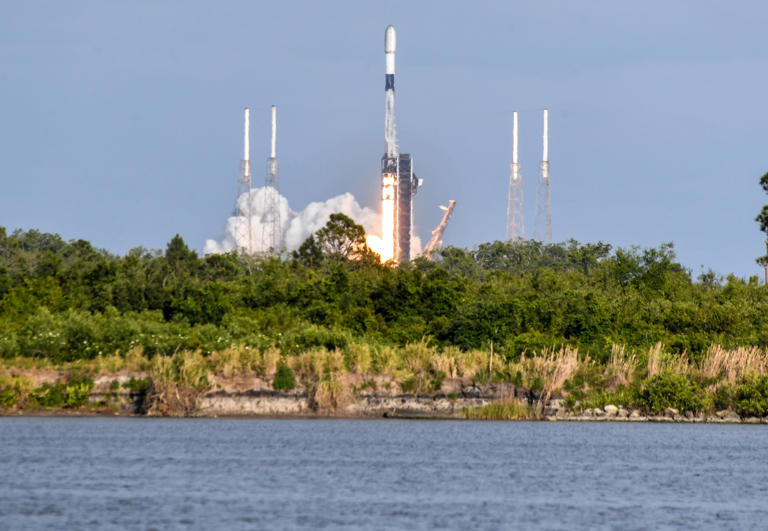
left=0, top=418, right=766, bottom=530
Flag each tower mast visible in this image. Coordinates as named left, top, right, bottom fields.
left=506, top=111, right=524, bottom=240
left=535, top=109, right=552, bottom=243
left=235, top=107, right=253, bottom=254
left=262, top=105, right=281, bottom=253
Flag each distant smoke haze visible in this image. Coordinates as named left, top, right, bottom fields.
left=204, top=187, right=420, bottom=257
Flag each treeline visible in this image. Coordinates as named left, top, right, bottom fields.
left=1, top=217, right=766, bottom=364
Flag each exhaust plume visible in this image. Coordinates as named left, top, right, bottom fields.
left=204, top=187, right=420, bottom=258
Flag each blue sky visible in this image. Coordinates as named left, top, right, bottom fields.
left=1, top=1, right=767, bottom=278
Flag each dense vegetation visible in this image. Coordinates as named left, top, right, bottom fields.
left=2, top=213, right=768, bottom=418
left=1, top=219, right=765, bottom=363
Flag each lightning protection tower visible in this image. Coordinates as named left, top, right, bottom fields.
left=262, top=105, right=282, bottom=253
left=506, top=111, right=524, bottom=240
left=535, top=109, right=552, bottom=243
left=234, top=107, right=254, bottom=254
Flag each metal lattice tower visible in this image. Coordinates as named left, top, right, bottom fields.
left=234, top=107, right=254, bottom=254
left=534, top=109, right=552, bottom=243
left=262, top=105, right=282, bottom=253
left=506, top=111, right=524, bottom=240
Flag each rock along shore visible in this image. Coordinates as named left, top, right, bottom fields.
left=2, top=371, right=767, bottom=423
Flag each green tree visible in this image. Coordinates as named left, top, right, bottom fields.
left=756, top=171, right=768, bottom=267
left=304, top=213, right=378, bottom=264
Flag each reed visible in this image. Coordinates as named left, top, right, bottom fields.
left=314, top=373, right=350, bottom=410
left=146, top=351, right=210, bottom=416
left=464, top=398, right=535, bottom=420
left=699, top=345, right=768, bottom=383
left=604, top=344, right=638, bottom=390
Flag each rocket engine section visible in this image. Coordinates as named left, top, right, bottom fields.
left=380, top=153, right=419, bottom=262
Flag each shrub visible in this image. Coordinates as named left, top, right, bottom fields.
left=314, top=373, right=349, bottom=409
left=733, top=374, right=768, bottom=417
left=273, top=364, right=296, bottom=391
left=464, top=398, right=535, bottom=420
left=0, top=375, right=34, bottom=409
left=123, top=376, right=151, bottom=394
left=65, top=383, right=92, bottom=408
left=33, top=383, right=66, bottom=408
left=147, top=351, right=210, bottom=416
left=123, top=376, right=152, bottom=412
left=640, top=371, right=705, bottom=413
left=64, top=371, right=94, bottom=408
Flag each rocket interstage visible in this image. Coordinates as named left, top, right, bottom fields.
left=379, top=25, right=419, bottom=263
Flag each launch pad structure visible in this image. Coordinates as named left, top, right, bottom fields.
left=423, top=200, right=457, bottom=258
left=506, top=111, right=524, bottom=241
left=231, top=106, right=282, bottom=255
left=234, top=107, right=253, bottom=254
left=262, top=105, right=281, bottom=253
left=534, top=109, right=552, bottom=244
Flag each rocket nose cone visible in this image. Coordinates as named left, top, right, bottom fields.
left=385, top=25, right=396, bottom=53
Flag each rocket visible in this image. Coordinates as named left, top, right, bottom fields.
left=380, top=25, right=398, bottom=262
left=380, top=25, right=419, bottom=263
left=384, top=25, right=397, bottom=158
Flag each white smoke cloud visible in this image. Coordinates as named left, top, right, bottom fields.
left=204, top=187, right=425, bottom=257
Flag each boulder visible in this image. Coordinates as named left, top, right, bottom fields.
left=547, top=398, right=564, bottom=410
left=617, top=408, right=629, bottom=418
left=629, top=409, right=642, bottom=418
left=603, top=404, right=618, bottom=417
left=721, top=410, right=740, bottom=421
left=664, top=407, right=679, bottom=417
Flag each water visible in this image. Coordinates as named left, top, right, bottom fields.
left=0, top=418, right=766, bottom=530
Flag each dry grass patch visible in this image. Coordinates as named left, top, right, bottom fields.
left=700, top=345, right=768, bottom=384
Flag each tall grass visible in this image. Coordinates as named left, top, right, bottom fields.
left=464, top=398, right=535, bottom=420
left=3, top=341, right=768, bottom=416
left=146, top=351, right=210, bottom=416
left=700, top=345, right=768, bottom=383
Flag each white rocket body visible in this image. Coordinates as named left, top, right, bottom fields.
left=512, top=111, right=519, bottom=166
left=385, top=25, right=396, bottom=75
left=541, top=109, right=549, bottom=181
left=243, top=107, right=250, bottom=177
left=268, top=105, right=278, bottom=180
left=384, top=25, right=397, bottom=159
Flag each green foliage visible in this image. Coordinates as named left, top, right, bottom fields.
left=464, top=399, right=535, bottom=420
left=567, top=384, right=641, bottom=411
left=273, top=363, right=297, bottom=391
left=400, top=377, right=418, bottom=393
left=65, top=383, right=92, bottom=408
left=640, top=372, right=706, bottom=413
left=0, top=375, right=33, bottom=409
left=1, top=224, right=767, bottom=374
left=33, top=383, right=66, bottom=407
left=123, top=376, right=151, bottom=394
left=733, top=374, right=768, bottom=417
left=756, top=171, right=768, bottom=265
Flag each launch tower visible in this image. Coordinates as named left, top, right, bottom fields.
left=506, top=111, right=524, bottom=241
left=262, top=105, right=282, bottom=252
left=535, top=109, right=551, bottom=243
left=234, top=107, right=254, bottom=254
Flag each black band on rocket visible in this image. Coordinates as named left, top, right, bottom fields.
left=385, top=74, right=394, bottom=91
